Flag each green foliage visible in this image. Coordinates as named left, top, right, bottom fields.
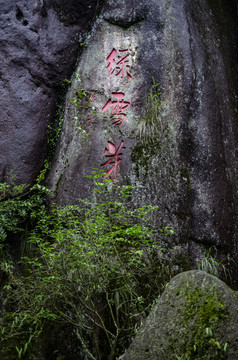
left=0, top=176, right=179, bottom=360
left=197, top=246, right=232, bottom=283
left=138, top=76, right=165, bottom=139
left=173, top=286, right=228, bottom=360
left=69, top=74, right=94, bottom=137
left=47, top=107, right=64, bottom=158
left=69, top=75, right=114, bottom=137
left=47, top=78, right=72, bottom=160
left=0, top=166, right=52, bottom=272
left=0, top=186, right=49, bottom=251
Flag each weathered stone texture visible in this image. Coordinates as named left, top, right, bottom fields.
left=47, top=0, right=238, bottom=272
left=1, top=0, right=238, bottom=281
left=123, top=270, right=238, bottom=360
left=0, top=0, right=101, bottom=186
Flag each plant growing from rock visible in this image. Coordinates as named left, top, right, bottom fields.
left=196, top=246, right=232, bottom=284
left=138, top=76, right=165, bottom=140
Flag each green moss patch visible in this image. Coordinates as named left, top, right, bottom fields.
left=170, top=286, right=228, bottom=359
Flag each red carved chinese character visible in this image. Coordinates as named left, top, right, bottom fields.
left=101, top=140, right=124, bottom=183
left=106, top=48, right=133, bottom=79
left=102, top=92, right=130, bottom=126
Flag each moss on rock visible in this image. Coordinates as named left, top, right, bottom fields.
left=123, top=270, right=238, bottom=360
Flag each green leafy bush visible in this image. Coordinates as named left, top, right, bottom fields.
left=0, top=179, right=50, bottom=256
left=0, top=176, right=181, bottom=360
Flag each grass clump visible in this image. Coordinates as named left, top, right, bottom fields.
left=197, top=246, right=232, bottom=284
left=138, top=76, right=165, bottom=140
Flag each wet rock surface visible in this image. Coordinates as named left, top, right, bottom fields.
left=122, top=270, right=238, bottom=360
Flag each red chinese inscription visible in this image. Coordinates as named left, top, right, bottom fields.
left=101, top=140, right=124, bottom=183
left=102, top=92, right=130, bottom=126
left=106, top=48, right=133, bottom=79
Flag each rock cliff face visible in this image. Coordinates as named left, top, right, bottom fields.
left=1, top=1, right=238, bottom=279
left=0, top=0, right=102, bottom=186
left=46, top=0, right=238, bottom=274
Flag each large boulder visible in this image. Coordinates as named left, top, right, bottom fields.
left=1, top=0, right=238, bottom=280
left=0, top=0, right=102, bottom=187
left=123, top=270, right=238, bottom=360
left=46, top=0, right=238, bottom=279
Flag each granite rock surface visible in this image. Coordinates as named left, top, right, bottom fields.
left=47, top=0, right=238, bottom=273
left=0, top=0, right=102, bottom=186
left=123, top=270, right=238, bottom=360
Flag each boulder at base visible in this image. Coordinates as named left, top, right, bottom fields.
left=123, top=270, right=238, bottom=360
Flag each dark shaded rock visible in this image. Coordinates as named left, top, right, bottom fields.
left=0, top=0, right=102, bottom=187
left=50, top=0, right=103, bottom=26
left=103, top=0, right=149, bottom=28
left=46, top=0, right=238, bottom=281
left=123, top=270, right=238, bottom=360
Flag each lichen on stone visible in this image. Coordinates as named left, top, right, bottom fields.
left=123, top=271, right=238, bottom=360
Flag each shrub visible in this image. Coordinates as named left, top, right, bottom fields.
left=0, top=175, right=179, bottom=360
